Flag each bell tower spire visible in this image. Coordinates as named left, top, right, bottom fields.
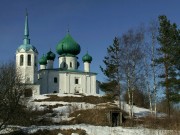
left=23, top=9, right=30, bottom=45
left=16, top=10, right=39, bottom=85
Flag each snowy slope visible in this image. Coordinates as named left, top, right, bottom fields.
left=0, top=94, right=173, bottom=135
left=20, top=124, right=179, bottom=135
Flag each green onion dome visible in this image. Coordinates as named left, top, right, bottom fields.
left=46, top=50, right=56, bottom=60
left=39, top=54, right=47, bottom=65
left=17, top=44, right=38, bottom=53
left=56, top=33, right=81, bottom=56
left=82, top=52, right=92, bottom=63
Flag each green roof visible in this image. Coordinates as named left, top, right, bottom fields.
left=17, top=44, right=38, bottom=53
left=56, top=33, right=81, bottom=56
left=38, top=68, right=97, bottom=75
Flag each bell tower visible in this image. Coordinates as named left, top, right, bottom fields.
left=16, top=11, right=38, bottom=84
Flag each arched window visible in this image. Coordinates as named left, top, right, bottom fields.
left=34, top=55, right=37, bottom=66
left=20, top=55, right=24, bottom=66
left=70, top=62, right=72, bottom=68
left=27, top=54, right=31, bottom=66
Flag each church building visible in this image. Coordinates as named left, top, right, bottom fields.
left=16, top=12, right=98, bottom=96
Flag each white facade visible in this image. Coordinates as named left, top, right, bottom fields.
left=38, top=70, right=97, bottom=95
left=59, top=72, right=96, bottom=94
left=16, top=48, right=38, bottom=84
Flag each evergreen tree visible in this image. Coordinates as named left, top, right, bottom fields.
left=157, top=15, right=180, bottom=117
left=100, top=37, right=121, bottom=108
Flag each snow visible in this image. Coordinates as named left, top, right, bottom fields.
left=27, top=94, right=166, bottom=124
left=31, top=94, right=49, bottom=100
left=1, top=124, right=179, bottom=135
left=71, top=133, right=79, bottom=135
left=12, top=124, right=177, bottom=135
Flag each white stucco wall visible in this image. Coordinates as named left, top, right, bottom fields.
left=24, top=84, right=40, bottom=96
left=47, top=60, right=54, bottom=69
left=59, top=72, right=96, bottom=95
left=31, top=85, right=40, bottom=96
left=16, top=49, right=38, bottom=84
left=40, top=65, right=46, bottom=70
left=84, top=62, right=90, bottom=72
left=59, top=56, right=77, bottom=69
left=38, top=70, right=59, bottom=94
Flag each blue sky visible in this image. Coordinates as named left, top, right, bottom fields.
left=0, top=0, right=180, bottom=81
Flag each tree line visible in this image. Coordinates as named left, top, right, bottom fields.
left=100, top=15, right=180, bottom=119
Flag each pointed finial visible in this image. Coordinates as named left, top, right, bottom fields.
left=23, top=9, right=30, bottom=44
left=26, top=8, right=28, bottom=16
left=67, top=24, right=70, bottom=34
left=86, top=47, right=89, bottom=54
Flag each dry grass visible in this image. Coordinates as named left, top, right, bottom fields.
left=64, top=107, right=127, bottom=126
left=40, top=104, right=64, bottom=110
left=29, top=128, right=86, bottom=135
left=7, top=128, right=86, bottom=135
left=34, top=95, right=114, bottom=104
left=123, top=115, right=180, bottom=130
left=9, top=107, right=56, bottom=126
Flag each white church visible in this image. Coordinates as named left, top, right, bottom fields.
left=16, top=13, right=98, bottom=96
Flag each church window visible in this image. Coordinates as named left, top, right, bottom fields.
left=54, top=77, right=57, bottom=83
left=20, top=55, right=24, bottom=66
left=70, top=62, right=72, bottom=68
left=34, top=55, right=37, bottom=66
left=27, top=54, right=31, bottom=66
left=75, top=78, right=79, bottom=84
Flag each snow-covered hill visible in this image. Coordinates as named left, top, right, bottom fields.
left=0, top=94, right=178, bottom=135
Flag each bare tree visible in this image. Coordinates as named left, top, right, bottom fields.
left=120, top=27, right=145, bottom=119
left=143, top=57, right=153, bottom=114
left=0, top=61, right=25, bottom=130
left=149, top=21, right=158, bottom=117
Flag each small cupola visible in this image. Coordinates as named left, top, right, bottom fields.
left=46, top=50, right=56, bottom=69
left=39, top=54, right=47, bottom=65
left=46, top=50, right=56, bottom=61
left=82, top=52, right=92, bottom=72
left=39, top=54, right=47, bottom=70
left=82, top=52, right=92, bottom=63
